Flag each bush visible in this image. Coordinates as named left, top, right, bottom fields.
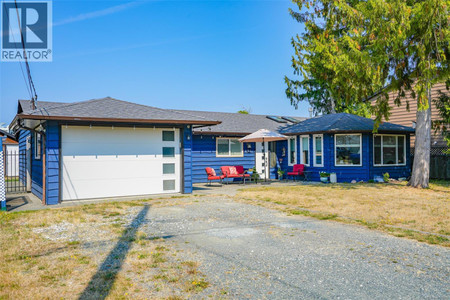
left=383, top=172, right=390, bottom=183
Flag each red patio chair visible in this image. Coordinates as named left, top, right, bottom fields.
left=205, top=167, right=224, bottom=185
left=287, top=164, right=305, bottom=181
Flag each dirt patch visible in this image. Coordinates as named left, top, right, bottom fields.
left=236, top=182, right=450, bottom=246
left=0, top=198, right=220, bottom=299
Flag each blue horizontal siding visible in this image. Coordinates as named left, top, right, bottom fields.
left=192, top=135, right=255, bottom=183
left=31, top=130, right=43, bottom=200
left=18, top=130, right=30, bottom=185
left=278, top=133, right=411, bottom=182
left=45, top=121, right=60, bottom=204
left=183, top=126, right=193, bottom=193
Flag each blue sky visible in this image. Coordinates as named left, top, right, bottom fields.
left=0, top=0, right=309, bottom=126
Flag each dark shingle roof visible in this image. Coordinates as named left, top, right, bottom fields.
left=17, top=98, right=220, bottom=125
left=171, top=109, right=307, bottom=135
left=281, top=113, right=415, bottom=134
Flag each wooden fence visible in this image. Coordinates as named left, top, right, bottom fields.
left=411, top=147, right=450, bottom=180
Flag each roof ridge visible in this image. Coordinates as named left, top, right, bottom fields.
left=326, top=113, right=347, bottom=130
left=102, top=98, right=216, bottom=122
left=173, top=108, right=306, bottom=119
left=26, top=98, right=106, bottom=115
left=24, top=97, right=219, bottom=122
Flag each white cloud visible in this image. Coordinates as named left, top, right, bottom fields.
left=53, top=1, right=147, bottom=27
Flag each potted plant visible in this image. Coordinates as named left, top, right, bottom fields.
left=319, top=172, right=330, bottom=183
left=249, top=166, right=260, bottom=183
left=277, top=168, right=285, bottom=180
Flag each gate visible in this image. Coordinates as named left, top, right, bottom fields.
left=4, top=150, right=28, bottom=193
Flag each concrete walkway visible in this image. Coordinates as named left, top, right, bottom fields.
left=5, top=181, right=304, bottom=211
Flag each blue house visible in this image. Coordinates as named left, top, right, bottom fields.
left=170, top=109, right=306, bottom=182
left=280, top=113, right=415, bottom=182
left=9, top=98, right=414, bottom=205
left=10, top=98, right=220, bottom=204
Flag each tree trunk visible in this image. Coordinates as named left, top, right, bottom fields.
left=409, top=87, right=432, bottom=188
left=330, top=97, right=336, bottom=114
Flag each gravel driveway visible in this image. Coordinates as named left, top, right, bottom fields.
left=140, top=195, right=449, bottom=299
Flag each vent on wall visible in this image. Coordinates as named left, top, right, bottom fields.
left=266, top=116, right=287, bottom=123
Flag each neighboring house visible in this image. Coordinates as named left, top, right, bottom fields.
left=9, top=98, right=414, bottom=205
left=0, top=129, right=19, bottom=177
left=369, top=82, right=449, bottom=147
left=280, top=113, right=414, bottom=182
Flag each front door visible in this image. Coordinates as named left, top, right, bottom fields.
left=255, top=141, right=270, bottom=180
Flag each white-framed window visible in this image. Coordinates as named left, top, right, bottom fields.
left=335, top=134, right=362, bottom=166
left=288, top=137, right=297, bottom=166
left=34, top=132, right=42, bottom=160
left=300, top=135, right=310, bottom=166
left=373, top=134, right=406, bottom=166
left=216, top=138, right=243, bottom=157
left=313, top=134, right=323, bottom=167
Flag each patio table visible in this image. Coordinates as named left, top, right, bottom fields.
left=303, top=171, right=313, bottom=181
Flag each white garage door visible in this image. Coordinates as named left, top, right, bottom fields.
left=61, top=126, right=181, bottom=200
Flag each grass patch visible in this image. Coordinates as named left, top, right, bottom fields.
left=237, top=181, right=450, bottom=246
left=0, top=200, right=215, bottom=298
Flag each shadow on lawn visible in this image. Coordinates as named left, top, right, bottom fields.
left=79, top=204, right=149, bottom=300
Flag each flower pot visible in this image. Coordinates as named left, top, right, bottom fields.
left=320, top=177, right=328, bottom=183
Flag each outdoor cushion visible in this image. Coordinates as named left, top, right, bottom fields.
left=229, top=166, right=238, bottom=175
left=235, top=165, right=244, bottom=174
left=287, top=164, right=305, bottom=176
left=205, top=167, right=216, bottom=176
left=220, top=166, right=251, bottom=178
left=205, top=167, right=224, bottom=183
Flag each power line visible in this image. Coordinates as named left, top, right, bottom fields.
left=6, top=11, right=33, bottom=100
left=14, top=0, right=38, bottom=109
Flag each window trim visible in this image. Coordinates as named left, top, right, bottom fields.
left=313, top=134, right=324, bottom=167
left=334, top=133, right=362, bottom=167
left=34, top=132, right=42, bottom=160
left=299, top=135, right=310, bottom=166
left=216, top=137, right=244, bottom=157
left=287, top=137, right=297, bottom=166
left=373, top=134, right=407, bottom=166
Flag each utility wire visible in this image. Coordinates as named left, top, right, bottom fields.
left=7, top=10, right=33, bottom=100
left=14, top=0, right=38, bottom=109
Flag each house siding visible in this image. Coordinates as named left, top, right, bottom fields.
left=18, top=130, right=30, bottom=186
left=31, top=129, right=43, bottom=200
left=45, top=121, right=60, bottom=205
left=374, top=82, right=448, bottom=147
left=191, top=135, right=255, bottom=183
left=284, top=133, right=411, bottom=182
left=183, top=125, right=193, bottom=193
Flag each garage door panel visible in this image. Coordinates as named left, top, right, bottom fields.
left=62, top=126, right=180, bottom=200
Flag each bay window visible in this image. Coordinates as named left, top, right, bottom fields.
left=335, top=134, right=362, bottom=166
left=373, top=135, right=406, bottom=166
left=216, top=138, right=243, bottom=157
left=313, top=134, right=323, bottom=167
